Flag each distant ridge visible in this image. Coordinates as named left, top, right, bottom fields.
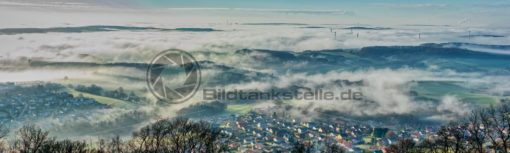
left=353, top=43, right=510, bottom=59
left=421, top=42, right=510, bottom=50
left=343, top=26, right=391, bottom=30
left=242, top=23, right=308, bottom=26
left=460, top=34, right=505, bottom=38
left=0, top=25, right=220, bottom=35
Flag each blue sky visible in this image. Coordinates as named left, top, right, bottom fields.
left=127, top=0, right=481, bottom=9
left=1, top=0, right=509, bottom=27
left=114, top=0, right=499, bottom=13
left=112, top=0, right=509, bottom=27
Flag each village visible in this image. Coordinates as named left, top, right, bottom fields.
left=0, top=82, right=108, bottom=125
left=218, top=111, right=436, bottom=152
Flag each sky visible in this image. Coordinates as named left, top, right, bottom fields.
left=0, top=0, right=509, bottom=27
left=124, top=0, right=492, bottom=9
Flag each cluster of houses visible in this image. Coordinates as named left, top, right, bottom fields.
left=0, top=82, right=108, bottom=124
left=0, top=82, right=446, bottom=152
left=219, top=112, right=437, bottom=152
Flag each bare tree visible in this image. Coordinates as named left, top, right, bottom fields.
left=322, top=143, right=345, bottom=153
left=97, top=138, right=106, bottom=153
left=15, top=124, right=49, bottom=153
left=0, top=125, right=7, bottom=153
left=466, top=110, right=486, bottom=153
left=449, top=124, right=467, bottom=153
left=0, top=125, right=7, bottom=139
left=387, top=139, right=420, bottom=153
left=39, top=138, right=87, bottom=153
left=499, top=103, right=510, bottom=152
left=421, top=139, right=439, bottom=153
left=130, top=126, right=152, bottom=152
left=480, top=105, right=510, bottom=153
left=107, top=136, right=124, bottom=153
left=436, top=125, right=453, bottom=153
left=291, top=141, right=314, bottom=153
left=130, top=117, right=226, bottom=153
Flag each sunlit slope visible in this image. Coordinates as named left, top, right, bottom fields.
left=66, top=88, right=134, bottom=108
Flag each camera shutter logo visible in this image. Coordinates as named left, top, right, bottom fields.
left=147, top=49, right=201, bottom=103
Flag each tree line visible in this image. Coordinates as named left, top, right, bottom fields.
left=0, top=118, right=227, bottom=153
left=387, top=102, right=510, bottom=153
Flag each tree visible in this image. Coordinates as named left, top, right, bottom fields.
left=129, top=118, right=227, bottom=153
left=449, top=124, right=467, bottom=153
left=434, top=123, right=469, bottom=153
left=107, top=136, right=124, bottom=153
left=421, top=139, right=439, bottom=153
left=39, top=139, right=87, bottom=153
left=480, top=105, right=510, bottom=153
left=465, top=110, right=486, bottom=153
left=0, top=124, right=7, bottom=139
left=387, top=139, right=419, bottom=153
left=291, top=141, right=314, bottom=153
left=436, top=126, right=452, bottom=153
left=0, top=125, right=7, bottom=153
left=322, top=143, right=345, bottom=153
left=15, top=124, right=49, bottom=153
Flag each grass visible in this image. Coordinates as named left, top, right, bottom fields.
left=66, top=88, right=134, bottom=108
left=457, top=93, right=499, bottom=106
left=226, top=104, right=254, bottom=114
left=412, top=81, right=500, bottom=105
left=412, top=81, right=468, bottom=98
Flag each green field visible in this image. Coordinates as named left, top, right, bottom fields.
left=226, top=104, right=254, bottom=114
left=412, top=81, right=502, bottom=106
left=66, top=88, right=134, bottom=108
